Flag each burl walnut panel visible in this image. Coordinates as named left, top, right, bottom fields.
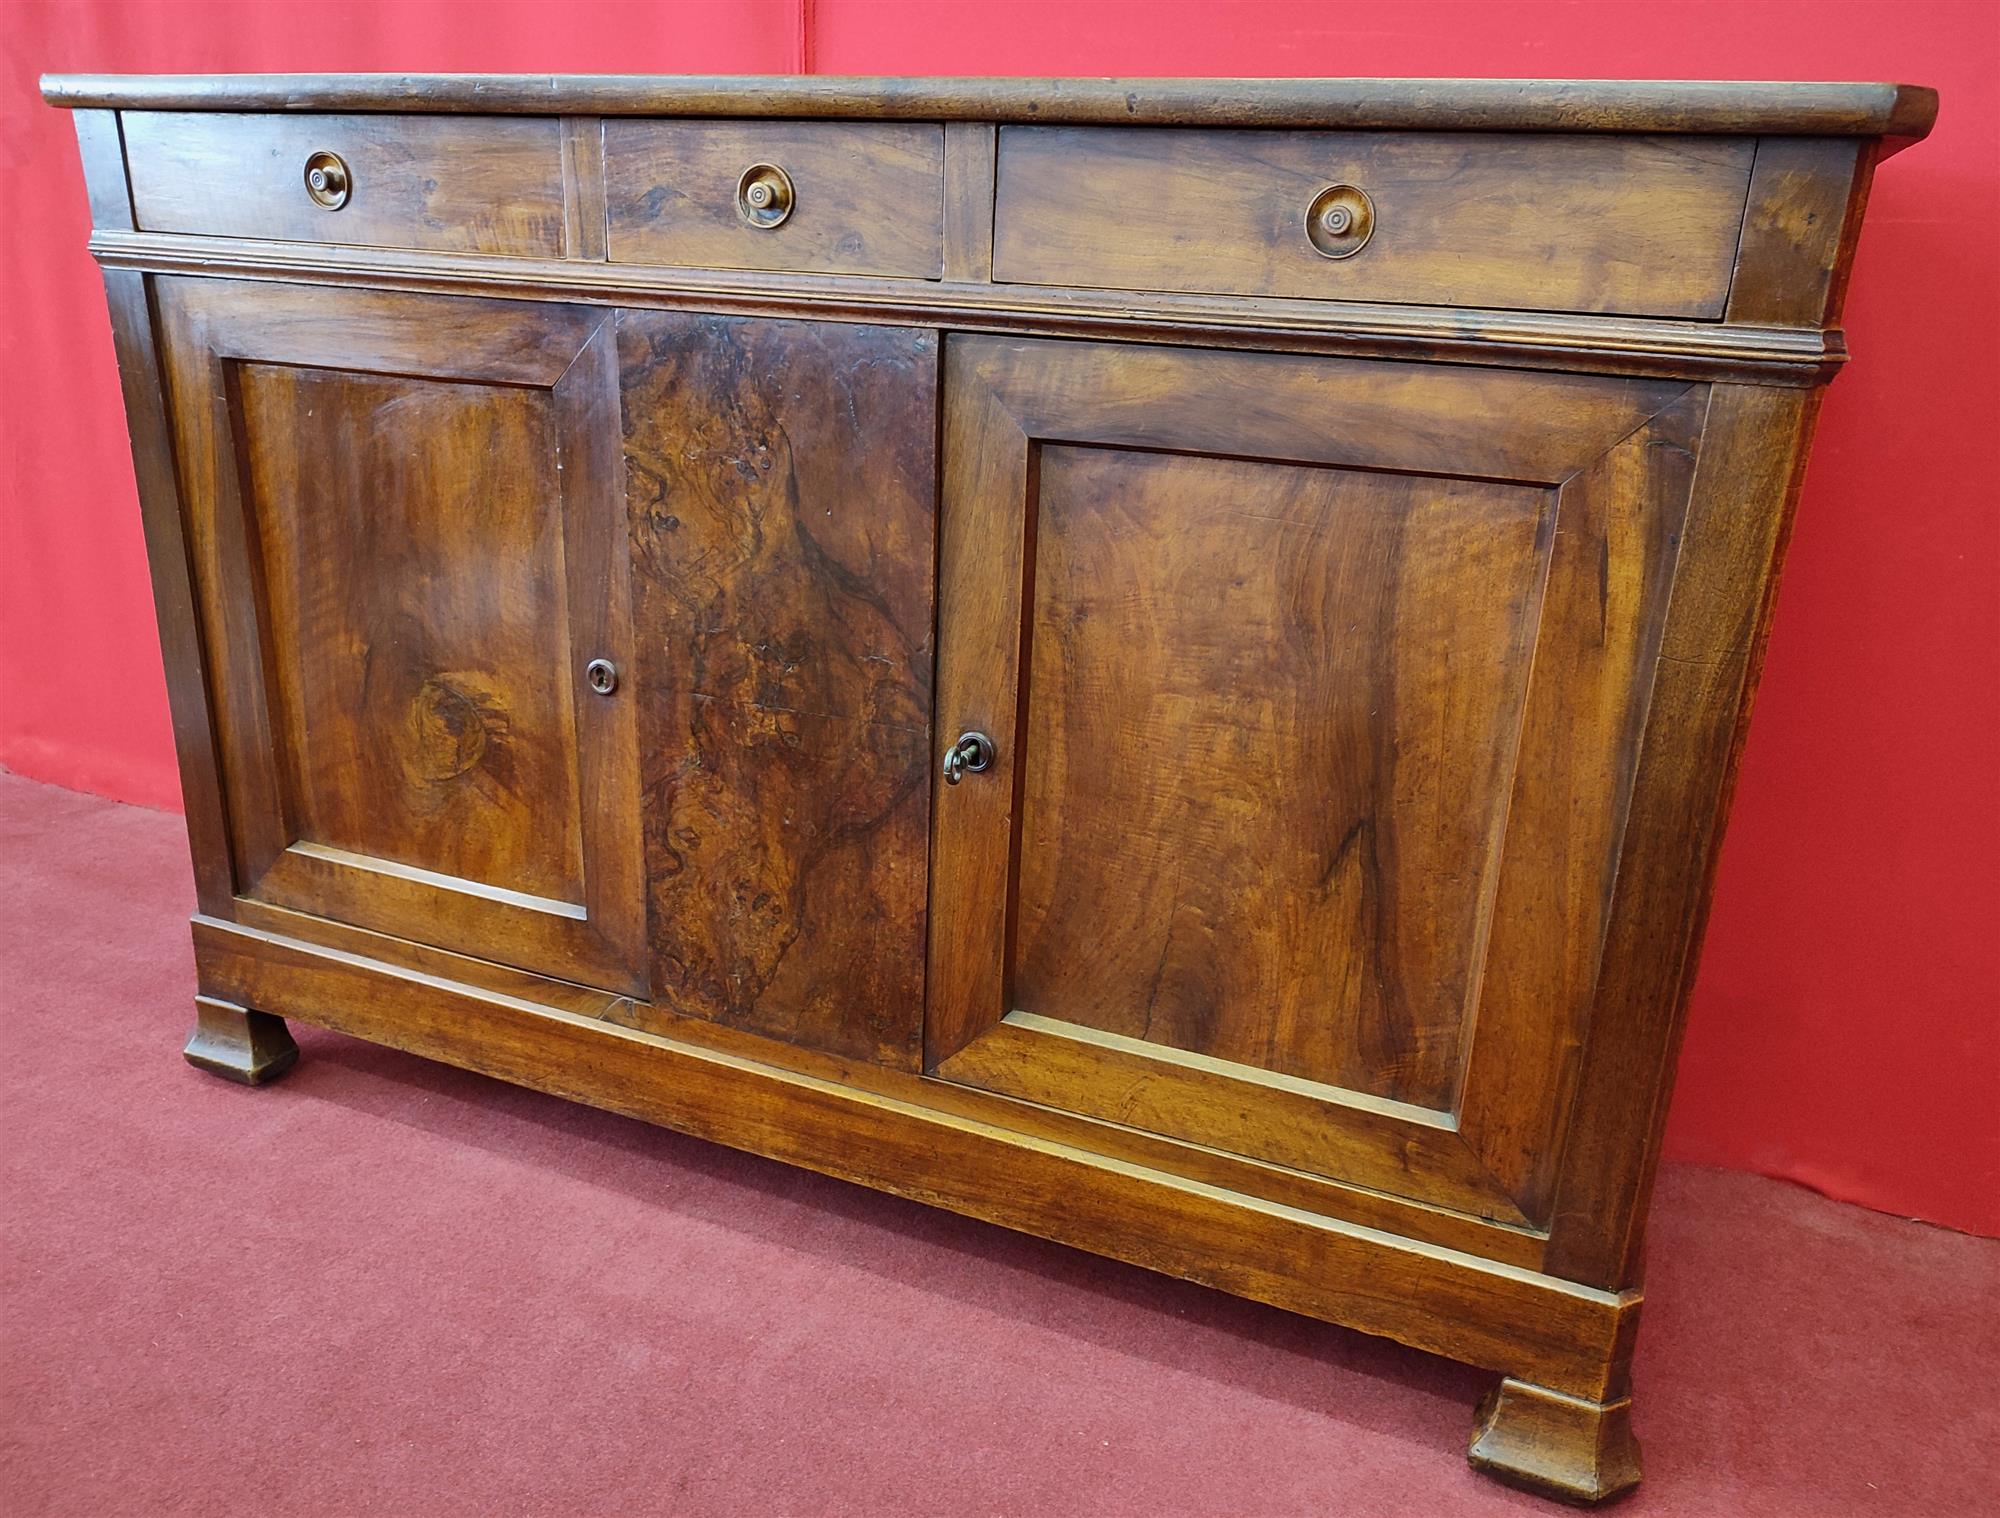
left=618, top=312, right=936, bottom=1066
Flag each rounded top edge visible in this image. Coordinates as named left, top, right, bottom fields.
left=38, top=74, right=1938, bottom=141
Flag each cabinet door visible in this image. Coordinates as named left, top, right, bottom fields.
left=155, top=279, right=646, bottom=995
left=930, top=337, right=1705, bottom=1228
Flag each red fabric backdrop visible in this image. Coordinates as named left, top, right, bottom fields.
left=3, top=0, right=1994, bottom=1237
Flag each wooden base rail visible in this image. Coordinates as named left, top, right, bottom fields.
left=192, top=912, right=1640, bottom=1404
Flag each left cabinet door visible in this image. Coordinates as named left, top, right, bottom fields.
left=154, top=279, right=647, bottom=995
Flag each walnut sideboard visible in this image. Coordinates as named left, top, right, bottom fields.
left=45, top=73, right=1936, bottom=1502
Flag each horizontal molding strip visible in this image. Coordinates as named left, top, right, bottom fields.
left=42, top=74, right=1938, bottom=140
left=90, top=230, right=1844, bottom=384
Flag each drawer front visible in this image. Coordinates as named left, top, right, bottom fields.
left=604, top=121, right=943, bottom=278
left=122, top=112, right=567, bottom=256
left=993, top=127, right=1757, bottom=318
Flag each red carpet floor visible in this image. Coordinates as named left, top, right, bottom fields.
left=2, top=770, right=1995, bottom=1517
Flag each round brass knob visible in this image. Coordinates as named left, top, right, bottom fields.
left=303, top=150, right=351, bottom=210
left=1304, top=184, right=1374, bottom=259
left=736, top=163, right=795, bottom=229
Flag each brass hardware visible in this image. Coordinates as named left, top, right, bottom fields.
left=302, top=150, right=351, bottom=210
left=585, top=658, right=619, bottom=695
left=1304, top=184, right=1374, bottom=259
left=942, top=730, right=995, bottom=786
left=735, top=163, right=795, bottom=229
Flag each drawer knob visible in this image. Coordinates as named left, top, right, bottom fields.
left=302, top=150, right=351, bottom=210
left=736, top=163, right=795, bottom=229
left=1305, top=184, right=1374, bottom=259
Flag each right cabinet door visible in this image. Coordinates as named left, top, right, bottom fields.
left=929, top=337, right=1707, bottom=1230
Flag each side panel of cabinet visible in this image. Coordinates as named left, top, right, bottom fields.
left=153, top=278, right=647, bottom=995
left=617, top=313, right=937, bottom=1069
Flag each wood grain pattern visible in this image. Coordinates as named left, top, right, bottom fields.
left=1454, top=391, right=1705, bottom=1215
left=1544, top=384, right=1823, bottom=1290
left=122, top=111, right=566, bottom=255
left=71, top=110, right=132, bottom=230
left=941, top=121, right=997, bottom=282
left=1011, top=446, right=1550, bottom=1108
left=942, top=1014, right=1531, bottom=1223
left=97, top=269, right=236, bottom=914
left=618, top=312, right=936, bottom=1067
left=604, top=121, right=942, bottom=278
left=995, top=127, right=1757, bottom=318
left=1468, top=1378, right=1642, bottom=1503
left=232, top=896, right=636, bottom=1021
left=1726, top=137, right=1872, bottom=326
left=930, top=336, right=1703, bottom=1230
left=560, top=115, right=608, bottom=261
left=238, top=362, right=586, bottom=905
left=153, top=278, right=645, bottom=993
left=43, top=75, right=1941, bottom=142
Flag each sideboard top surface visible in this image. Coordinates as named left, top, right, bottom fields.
left=40, top=74, right=1937, bottom=142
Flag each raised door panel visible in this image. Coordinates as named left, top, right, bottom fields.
left=240, top=366, right=585, bottom=904
left=615, top=313, right=937, bottom=1068
left=155, top=279, right=646, bottom=995
left=1013, top=447, right=1547, bottom=1109
left=930, top=337, right=1704, bottom=1229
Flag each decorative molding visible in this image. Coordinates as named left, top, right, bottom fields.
left=88, top=229, right=1845, bottom=385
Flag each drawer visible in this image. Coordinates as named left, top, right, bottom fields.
left=604, top=121, right=942, bottom=278
left=992, top=127, right=1757, bottom=319
left=121, top=113, right=568, bottom=257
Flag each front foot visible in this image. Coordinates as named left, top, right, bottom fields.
left=184, top=995, right=299, bottom=1086
left=1468, top=1377, right=1640, bottom=1505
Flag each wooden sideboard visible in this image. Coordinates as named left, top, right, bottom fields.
left=45, top=73, right=1936, bottom=1502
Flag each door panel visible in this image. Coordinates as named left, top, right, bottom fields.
left=241, top=366, right=585, bottom=906
left=930, top=337, right=1704, bottom=1227
left=1014, top=446, right=1550, bottom=1109
left=616, top=312, right=937, bottom=1068
left=155, top=279, right=646, bottom=995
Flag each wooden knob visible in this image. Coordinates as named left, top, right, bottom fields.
left=735, top=163, right=794, bottom=229
left=303, top=150, right=350, bottom=210
left=1304, top=184, right=1373, bottom=258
